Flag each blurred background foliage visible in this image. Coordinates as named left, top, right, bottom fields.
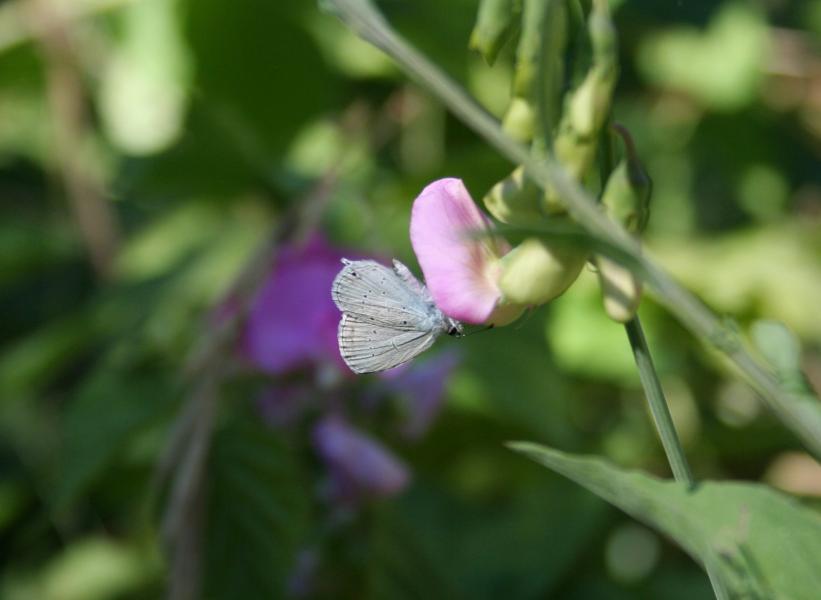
left=1, top=0, right=820, bottom=598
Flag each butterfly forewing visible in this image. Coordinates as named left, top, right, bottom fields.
left=332, top=260, right=431, bottom=328
left=338, top=313, right=438, bottom=373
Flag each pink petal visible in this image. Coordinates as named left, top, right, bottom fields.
left=410, top=178, right=509, bottom=324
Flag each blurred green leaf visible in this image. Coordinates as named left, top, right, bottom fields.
left=367, top=504, right=463, bottom=600
left=383, top=477, right=609, bottom=600
left=750, top=320, right=802, bottom=383
left=637, top=3, right=767, bottom=110
left=654, top=223, right=821, bottom=340
left=52, top=368, right=173, bottom=512
left=546, top=270, right=641, bottom=384
left=203, top=417, right=311, bottom=600
left=511, top=442, right=821, bottom=600
left=0, top=312, right=99, bottom=401
left=98, top=0, right=191, bottom=155
left=1, top=535, right=158, bottom=600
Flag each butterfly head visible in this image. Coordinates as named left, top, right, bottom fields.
left=446, top=318, right=464, bottom=338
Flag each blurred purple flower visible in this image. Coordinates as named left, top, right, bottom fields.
left=287, top=547, right=319, bottom=598
left=241, top=234, right=352, bottom=375
left=313, top=415, right=410, bottom=504
left=256, top=384, right=318, bottom=429
left=380, top=351, right=460, bottom=439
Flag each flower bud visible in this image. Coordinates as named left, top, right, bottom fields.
left=595, top=151, right=651, bottom=322
left=483, top=165, right=543, bottom=224
left=502, top=97, right=536, bottom=143
left=541, top=0, right=617, bottom=212
left=469, top=0, right=519, bottom=65
left=601, top=161, right=651, bottom=235
left=596, top=256, right=642, bottom=323
left=498, top=236, right=587, bottom=305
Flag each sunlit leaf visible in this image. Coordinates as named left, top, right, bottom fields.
left=510, top=442, right=821, bottom=600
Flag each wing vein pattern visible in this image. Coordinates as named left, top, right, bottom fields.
left=332, top=259, right=442, bottom=373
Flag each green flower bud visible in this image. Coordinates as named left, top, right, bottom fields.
left=498, top=236, right=587, bottom=305
left=596, top=256, right=642, bottom=323
left=502, top=97, right=536, bottom=143
left=595, top=142, right=652, bottom=322
left=568, top=69, right=613, bottom=139
left=540, top=1, right=617, bottom=212
left=469, top=0, right=520, bottom=66
left=601, top=161, right=650, bottom=234
left=511, top=0, right=546, bottom=98
left=483, top=165, right=543, bottom=224
left=542, top=126, right=596, bottom=213
left=589, top=0, right=617, bottom=67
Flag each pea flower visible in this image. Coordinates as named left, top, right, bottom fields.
left=410, top=178, right=524, bottom=326
left=241, top=234, right=351, bottom=375
left=313, top=415, right=410, bottom=504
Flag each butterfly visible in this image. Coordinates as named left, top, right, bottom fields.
left=331, top=258, right=462, bottom=373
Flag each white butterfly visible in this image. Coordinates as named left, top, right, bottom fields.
left=331, top=258, right=462, bottom=374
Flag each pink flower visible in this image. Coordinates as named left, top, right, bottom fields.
left=410, top=178, right=523, bottom=325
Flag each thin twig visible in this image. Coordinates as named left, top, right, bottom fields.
left=160, top=173, right=339, bottom=600
left=163, top=373, right=219, bottom=600
left=26, top=0, right=120, bottom=278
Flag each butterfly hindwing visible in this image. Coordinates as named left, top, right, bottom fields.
left=337, top=313, right=438, bottom=373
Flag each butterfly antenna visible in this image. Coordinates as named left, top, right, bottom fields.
left=512, top=307, right=536, bottom=330
left=464, top=324, right=494, bottom=336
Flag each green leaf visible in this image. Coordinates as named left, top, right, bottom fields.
left=367, top=504, right=462, bottom=600
left=509, top=442, right=821, bottom=600
left=52, top=369, right=172, bottom=512
left=372, top=476, right=608, bottom=600
left=203, top=418, right=311, bottom=600
left=636, top=3, right=767, bottom=110
left=0, top=536, right=158, bottom=600
left=750, top=320, right=807, bottom=393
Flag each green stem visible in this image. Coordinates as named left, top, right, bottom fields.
left=624, top=317, right=693, bottom=483
left=324, top=0, right=821, bottom=462
left=624, top=317, right=729, bottom=600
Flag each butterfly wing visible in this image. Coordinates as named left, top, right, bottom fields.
left=332, top=259, right=432, bottom=329
left=337, top=313, right=438, bottom=373
left=392, top=259, right=435, bottom=304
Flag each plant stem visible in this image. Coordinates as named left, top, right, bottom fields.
left=324, top=0, right=821, bottom=461
left=624, top=317, right=730, bottom=600
left=624, top=317, right=692, bottom=483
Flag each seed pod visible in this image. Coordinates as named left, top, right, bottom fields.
left=498, top=236, right=588, bottom=305
left=483, top=165, right=543, bottom=224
